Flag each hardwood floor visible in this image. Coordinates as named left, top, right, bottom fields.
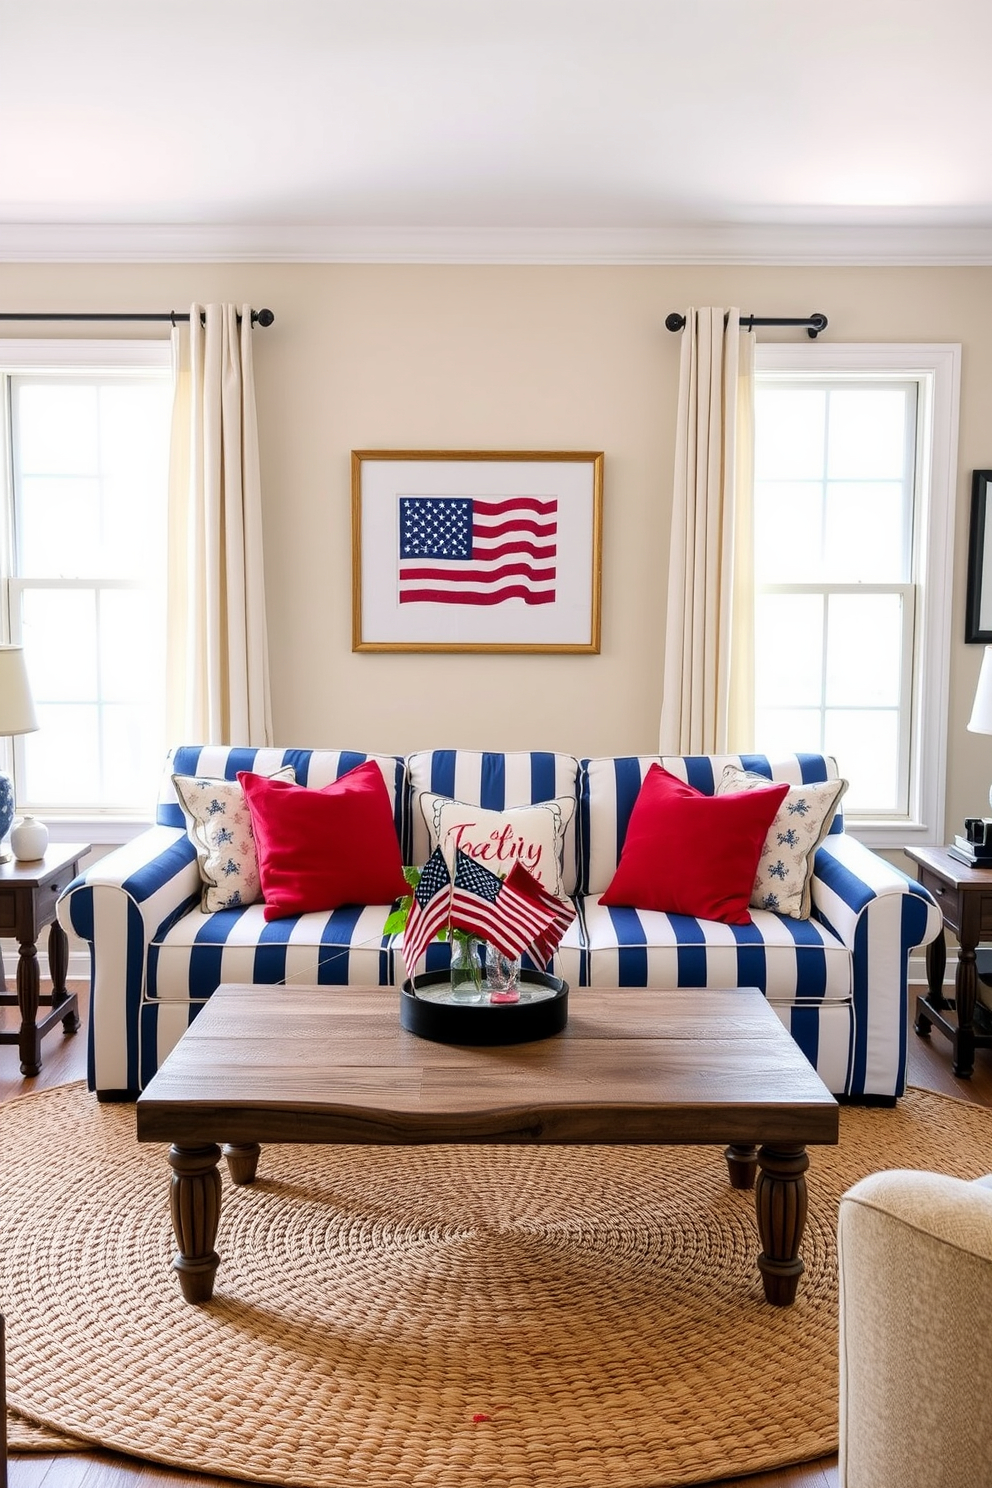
left=4, top=982, right=991, bottom=1488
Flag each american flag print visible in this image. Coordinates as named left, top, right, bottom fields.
left=398, top=493, right=557, bottom=606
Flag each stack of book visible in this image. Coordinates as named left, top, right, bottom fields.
left=947, top=833, right=992, bottom=868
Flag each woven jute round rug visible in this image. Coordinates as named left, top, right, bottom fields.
left=3, top=1083, right=991, bottom=1488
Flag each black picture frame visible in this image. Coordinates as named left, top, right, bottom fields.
left=966, top=470, right=992, bottom=642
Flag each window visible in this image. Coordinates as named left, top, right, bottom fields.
left=752, top=344, right=960, bottom=849
left=0, top=341, right=172, bottom=828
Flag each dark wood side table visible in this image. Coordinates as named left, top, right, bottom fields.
left=905, top=844, right=992, bottom=1078
left=0, top=842, right=89, bottom=1077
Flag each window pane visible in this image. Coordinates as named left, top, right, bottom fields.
left=17, top=477, right=103, bottom=577
left=754, top=388, right=825, bottom=480
left=755, top=593, right=824, bottom=708
left=754, top=482, right=824, bottom=583
left=755, top=707, right=823, bottom=756
left=102, top=704, right=163, bottom=804
left=823, top=482, right=909, bottom=582
left=20, top=589, right=98, bottom=701
left=99, top=589, right=164, bottom=703
left=827, top=389, right=908, bottom=481
left=8, top=366, right=170, bottom=814
left=754, top=372, right=919, bottom=821
left=824, top=710, right=901, bottom=813
left=13, top=383, right=99, bottom=475
left=20, top=704, right=100, bottom=806
left=826, top=593, right=904, bottom=707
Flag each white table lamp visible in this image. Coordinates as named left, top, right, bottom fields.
left=0, top=645, right=38, bottom=862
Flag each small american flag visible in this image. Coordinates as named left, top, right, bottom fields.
left=448, top=851, right=564, bottom=959
left=398, top=494, right=557, bottom=607
left=401, top=848, right=453, bottom=975
left=502, top=862, right=576, bottom=968
left=400, top=847, right=576, bottom=981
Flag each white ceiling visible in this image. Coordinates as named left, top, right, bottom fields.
left=4, top=0, right=992, bottom=263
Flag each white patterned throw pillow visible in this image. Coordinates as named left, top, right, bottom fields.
left=173, top=766, right=296, bottom=912
left=418, top=792, right=576, bottom=897
left=714, top=765, right=848, bottom=919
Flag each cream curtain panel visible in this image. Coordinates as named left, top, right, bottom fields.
left=166, top=304, right=272, bottom=746
left=659, top=307, right=755, bottom=754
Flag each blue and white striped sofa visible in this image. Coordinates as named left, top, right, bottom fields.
left=58, top=744, right=941, bottom=1103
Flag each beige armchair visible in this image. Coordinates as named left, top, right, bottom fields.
left=837, top=1168, right=992, bottom=1487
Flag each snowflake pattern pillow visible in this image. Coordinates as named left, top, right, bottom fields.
left=714, top=766, right=848, bottom=919
left=173, top=766, right=296, bottom=912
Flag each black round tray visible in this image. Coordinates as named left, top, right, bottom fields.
left=400, top=968, right=568, bottom=1046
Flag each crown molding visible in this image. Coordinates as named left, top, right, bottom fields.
left=4, top=220, right=992, bottom=265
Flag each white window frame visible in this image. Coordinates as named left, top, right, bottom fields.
left=0, top=338, right=172, bottom=844
left=753, top=342, right=961, bottom=851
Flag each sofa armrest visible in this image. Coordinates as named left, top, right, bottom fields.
left=810, top=832, right=942, bottom=952
left=810, top=834, right=942, bottom=1099
left=838, top=1170, right=992, bottom=1487
left=57, top=826, right=201, bottom=1095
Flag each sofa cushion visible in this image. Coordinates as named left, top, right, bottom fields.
left=715, top=765, right=848, bottom=918
left=239, top=762, right=409, bottom=920
left=600, top=765, right=789, bottom=925
left=579, top=753, right=845, bottom=895
left=418, top=792, right=575, bottom=896
left=148, top=901, right=399, bottom=999
left=576, top=897, right=852, bottom=1003
left=408, top=749, right=580, bottom=893
left=173, top=765, right=296, bottom=912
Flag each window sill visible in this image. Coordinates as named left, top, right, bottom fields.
left=36, top=816, right=155, bottom=850
left=845, top=819, right=943, bottom=852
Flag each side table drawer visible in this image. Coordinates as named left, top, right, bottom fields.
left=919, top=868, right=992, bottom=937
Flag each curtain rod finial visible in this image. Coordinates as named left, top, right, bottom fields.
left=252, top=308, right=275, bottom=328
left=808, top=312, right=828, bottom=339
left=665, top=312, right=687, bottom=332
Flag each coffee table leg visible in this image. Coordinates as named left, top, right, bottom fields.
left=724, top=1144, right=758, bottom=1189
left=755, top=1144, right=809, bottom=1306
left=168, top=1144, right=222, bottom=1304
left=223, top=1142, right=261, bottom=1184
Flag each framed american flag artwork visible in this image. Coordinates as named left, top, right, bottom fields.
left=351, top=450, right=603, bottom=653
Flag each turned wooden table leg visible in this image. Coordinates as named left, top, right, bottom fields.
left=47, top=917, right=79, bottom=1033
left=724, top=1143, right=758, bottom=1189
left=168, top=1144, right=222, bottom=1303
left=15, top=936, right=42, bottom=1076
left=953, top=933, right=978, bottom=1078
left=916, top=927, right=948, bottom=1036
left=223, top=1142, right=261, bottom=1185
left=755, top=1144, right=809, bottom=1306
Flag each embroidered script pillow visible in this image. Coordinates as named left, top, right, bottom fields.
left=418, top=792, right=576, bottom=897
left=173, top=766, right=296, bottom=912
left=715, top=765, right=848, bottom=918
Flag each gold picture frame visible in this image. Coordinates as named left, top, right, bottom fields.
left=352, top=450, right=603, bottom=653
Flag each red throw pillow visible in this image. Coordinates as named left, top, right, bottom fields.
left=600, top=764, right=789, bottom=925
left=238, top=760, right=408, bottom=921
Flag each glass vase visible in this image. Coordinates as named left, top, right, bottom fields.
left=486, top=943, right=522, bottom=1003
left=449, top=933, right=485, bottom=1001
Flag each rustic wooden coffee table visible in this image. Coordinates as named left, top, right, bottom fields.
left=136, top=983, right=839, bottom=1308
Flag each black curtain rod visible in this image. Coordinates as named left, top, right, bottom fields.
left=666, top=311, right=827, bottom=339
left=0, top=308, right=275, bottom=327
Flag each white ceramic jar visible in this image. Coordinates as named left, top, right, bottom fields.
left=10, top=815, right=49, bottom=861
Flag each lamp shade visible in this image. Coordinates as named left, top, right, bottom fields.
left=968, top=645, right=992, bottom=735
left=0, top=645, right=38, bottom=735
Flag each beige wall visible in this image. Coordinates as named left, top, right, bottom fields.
left=3, top=259, right=992, bottom=842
